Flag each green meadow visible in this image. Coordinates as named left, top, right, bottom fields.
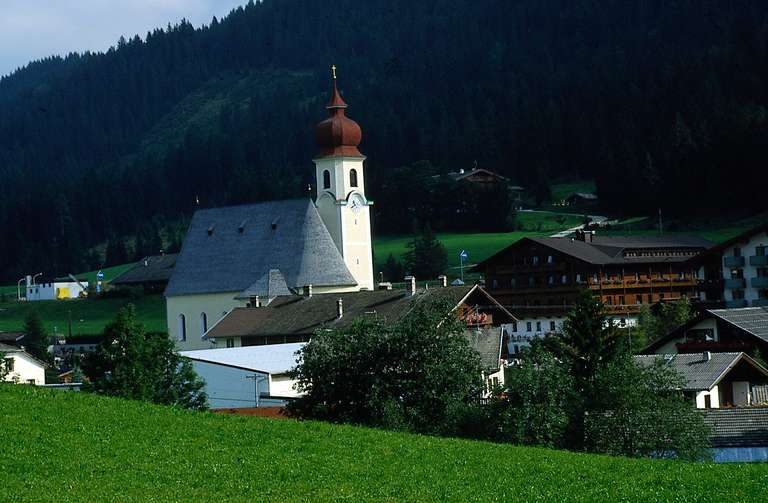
left=1, top=385, right=766, bottom=502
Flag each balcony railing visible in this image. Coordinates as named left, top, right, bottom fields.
left=724, top=278, right=746, bottom=289
left=725, top=299, right=748, bottom=308
left=751, top=277, right=768, bottom=289
left=749, top=255, right=768, bottom=266
left=724, top=256, right=745, bottom=268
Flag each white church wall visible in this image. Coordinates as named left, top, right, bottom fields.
left=168, top=292, right=246, bottom=351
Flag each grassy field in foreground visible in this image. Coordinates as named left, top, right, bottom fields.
left=0, top=294, right=165, bottom=336
left=2, top=385, right=767, bottom=502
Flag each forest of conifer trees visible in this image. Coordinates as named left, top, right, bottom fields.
left=0, top=0, right=767, bottom=281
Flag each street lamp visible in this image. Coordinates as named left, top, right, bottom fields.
left=32, top=272, right=42, bottom=285
left=17, top=277, right=24, bottom=301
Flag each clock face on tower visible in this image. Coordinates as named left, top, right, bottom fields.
left=349, top=194, right=365, bottom=213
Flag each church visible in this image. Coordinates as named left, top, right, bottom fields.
left=165, top=70, right=375, bottom=351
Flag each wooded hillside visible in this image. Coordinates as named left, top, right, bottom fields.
left=1, top=0, right=767, bottom=281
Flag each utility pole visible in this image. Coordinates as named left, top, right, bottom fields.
left=245, top=374, right=267, bottom=408
left=658, top=208, right=663, bottom=235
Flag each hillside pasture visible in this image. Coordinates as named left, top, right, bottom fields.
left=1, top=385, right=766, bottom=502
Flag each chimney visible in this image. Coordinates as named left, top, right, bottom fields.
left=438, top=275, right=448, bottom=287
left=378, top=282, right=393, bottom=290
left=404, top=276, right=416, bottom=296
left=704, top=351, right=711, bottom=362
left=305, top=285, right=313, bottom=298
left=336, top=298, right=343, bottom=319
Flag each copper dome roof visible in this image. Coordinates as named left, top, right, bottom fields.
left=315, top=77, right=363, bottom=158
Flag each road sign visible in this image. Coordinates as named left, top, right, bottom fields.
left=459, top=250, right=469, bottom=260
left=96, top=270, right=104, bottom=280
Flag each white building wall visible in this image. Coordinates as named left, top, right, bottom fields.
left=722, top=231, right=768, bottom=305
left=695, top=386, right=720, bottom=409
left=3, top=352, right=45, bottom=385
left=168, top=292, right=246, bottom=351
left=269, top=374, right=301, bottom=398
left=26, top=281, right=88, bottom=301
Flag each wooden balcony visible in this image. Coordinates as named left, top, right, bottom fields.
left=587, top=278, right=697, bottom=290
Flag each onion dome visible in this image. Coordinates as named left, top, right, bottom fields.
left=315, top=66, right=363, bottom=158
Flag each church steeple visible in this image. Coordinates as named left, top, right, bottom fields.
left=313, top=66, right=374, bottom=291
left=314, top=67, right=363, bottom=159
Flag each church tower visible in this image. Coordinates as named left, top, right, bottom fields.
left=313, top=67, right=374, bottom=291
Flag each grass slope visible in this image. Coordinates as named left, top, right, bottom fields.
left=2, top=385, right=767, bottom=502
left=0, top=294, right=165, bottom=336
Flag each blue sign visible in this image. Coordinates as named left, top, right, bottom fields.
left=459, top=250, right=469, bottom=260
left=96, top=270, right=104, bottom=280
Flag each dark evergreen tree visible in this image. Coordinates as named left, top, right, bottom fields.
left=23, top=311, right=50, bottom=363
left=404, top=225, right=448, bottom=280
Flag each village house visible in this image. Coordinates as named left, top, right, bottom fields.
left=689, top=222, right=768, bottom=308
left=703, top=408, right=768, bottom=462
left=1, top=343, right=47, bottom=385
left=643, top=306, right=768, bottom=357
left=633, top=352, right=768, bottom=409
left=165, top=72, right=374, bottom=351
left=474, top=231, right=713, bottom=355
left=195, top=282, right=516, bottom=403
left=24, top=274, right=88, bottom=301
left=110, top=253, right=177, bottom=293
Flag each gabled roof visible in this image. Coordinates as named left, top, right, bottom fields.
left=567, top=192, right=598, bottom=200
left=474, top=235, right=713, bottom=270
left=235, top=269, right=292, bottom=300
left=165, top=199, right=357, bottom=297
left=0, top=332, right=25, bottom=344
left=709, top=308, right=768, bottom=343
left=703, top=408, right=768, bottom=447
left=207, top=285, right=514, bottom=339
left=686, top=222, right=768, bottom=266
left=633, top=352, right=768, bottom=391
left=111, top=254, right=178, bottom=285
left=644, top=307, right=768, bottom=353
left=446, top=168, right=509, bottom=182
left=0, top=343, right=50, bottom=368
left=180, top=343, right=305, bottom=375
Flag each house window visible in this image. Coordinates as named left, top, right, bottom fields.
left=226, top=338, right=235, bottom=348
left=549, top=321, right=556, bottom=331
left=635, top=272, right=640, bottom=281
left=200, top=312, right=208, bottom=337
left=532, top=256, right=540, bottom=266
left=605, top=296, right=613, bottom=305
left=561, top=275, right=568, bottom=285
left=178, top=314, right=186, bottom=342
left=659, top=293, right=665, bottom=300
left=536, top=321, right=542, bottom=332
left=679, top=271, right=685, bottom=279
left=526, top=322, right=532, bottom=332
left=548, top=275, right=555, bottom=285
left=592, top=273, right=599, bottom=283
left=492, top=279, right=498, bottom=288
left=323, top=170, right=331, bottom=189
left=4, top=358, right=13, bottom=372
left=619, top=296, right=625, bottom=305
left=350, top=169, right=358, bottom=187
left=528, top=276, right=535, bottom=287
left=757, top=246, right=766, bottom=257
left=512, top=322, right=518, bottom=332
left=576, top=273, right=582, bottom=283
left=547, top=255, right=554, bottom=264
left=733, top=247, right=742, bottom=257
left=636, top=295, right=642, bottom=305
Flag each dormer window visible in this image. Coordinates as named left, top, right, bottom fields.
left=323, top=170, right=331, bottom=189
left=350, top=169, right=358, bottom=187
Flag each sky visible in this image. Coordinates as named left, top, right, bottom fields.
left=0, top=0, right=248, bottom=78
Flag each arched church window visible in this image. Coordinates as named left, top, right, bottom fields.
left=178, top=314, right=186, bottom=342
left=323, top=170, right=331, bottom=189
left=350, top=169, right=358, bottom=187
left=200, top=312, right=208, bottom=338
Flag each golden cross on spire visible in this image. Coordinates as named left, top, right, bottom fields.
left=331, top=64, right=337, bottom=80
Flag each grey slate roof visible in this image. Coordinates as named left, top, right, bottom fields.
left=482, top=235, right=714, bottom=267
left=633, top=352, right=768, bottom=391
left=111, top=254, right=177, bottom=285
left=235, top=269, right=293, bottom=300
left=709, top=307, right=768, bottom=344
left=703, top=408, right=768, bottom=447
left=0, top=332, right=25, bottom=344
left=165, top=199, right=357, bottom=297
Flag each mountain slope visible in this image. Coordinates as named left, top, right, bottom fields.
left=1, top=0, right=768, bottom=280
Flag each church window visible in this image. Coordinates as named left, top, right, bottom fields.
left=350, top=169, right=358, bottom=187
left=178, top=314, right=186, bottom=342
left=200, top=312, right=208, bottom=337
left=226, top=338, right=235, bottom=348
left=323, top=170, right=331, bottom=189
